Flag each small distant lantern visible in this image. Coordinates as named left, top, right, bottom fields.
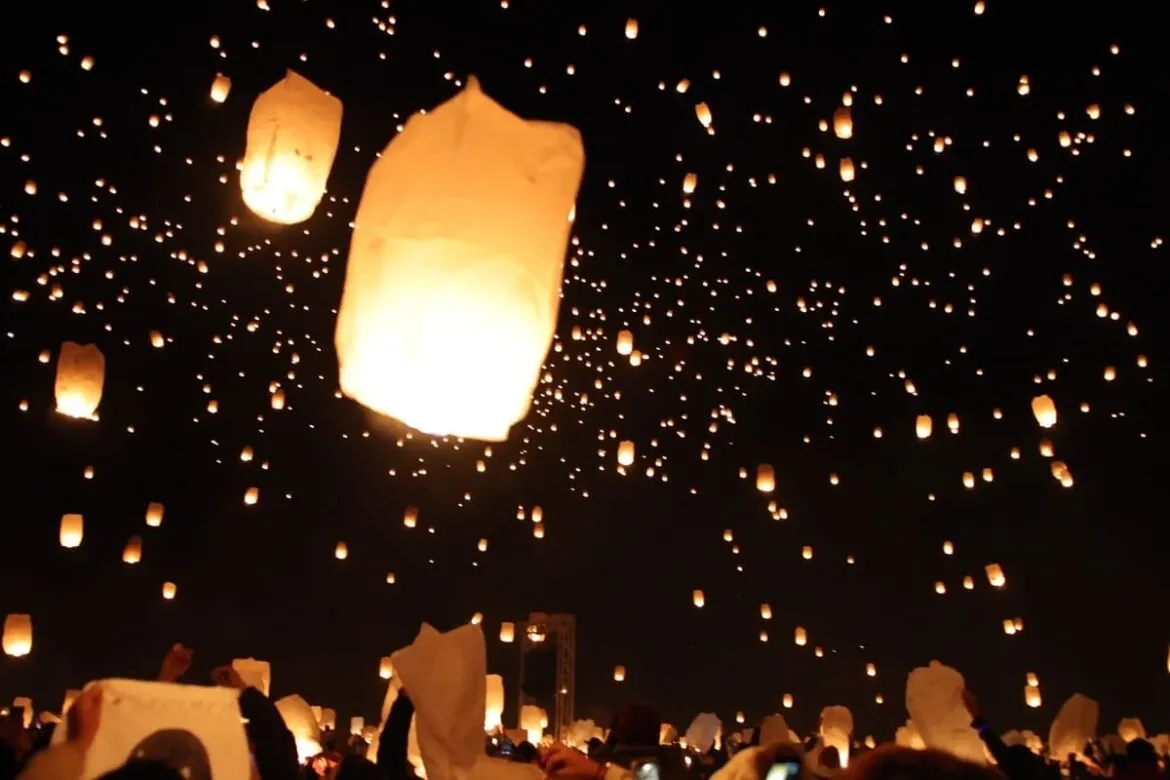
left=624, top=18, right=638, bottom=39
left=618, top=441, right=635, bottom=466
left=500, top=622, right=515, bottom=643
left=613, top=665, right=626, bottom=682
left=616, top=330, right=634, bottom=355
left=794, top=626, right=807, bottom=646
left=985, top=563, right=1006, bottom=588
left=59, top=514, right=83, bottom=548
left=760, top=603, right=773, bottom=620
left=915, top=415, right=932, bottom=439
left=244, top=487, right=259, bottom=505
left=55, top=342, right=105, bottom=419
left=379, top=657, right=393, bottom=680
left=802, top=545, right=813, bottom=560
left=682, top=173, right=697, bottom=194
left=210, top=74, right=232, bottom=103
left=2, top=614, right=33, bottom=657
left=404, top=506, right=418, bottom=528
left=1025, top=685, right=1042, bottom=708
left=334, top=542, right=348, bottom=560
left=866, top=662, right=877, bottom=677
left=783, top=693, right=794, bottom=709
left=962, top=575, right=975, bottom=590
left=832, top=107, right=853, bottom=139
left=145, top=502, right=165, bottom=528
left=122, top=536, right=143, bottom=564
left=162, top=582, right=177, bottom=600
left=1031, top=394, right=1057, bottom=427
left=692, top=589, right=705, bottom=608
left=839, top=158, right=855, bottom=182
left=756, top=464, right=775, bottom=493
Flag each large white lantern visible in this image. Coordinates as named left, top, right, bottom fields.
left=334, top=77, right=585, bottom=442
left=55, top=342, right=105, bottom=419
left=2, top=614, right=32, bottom=657
left=240, top=70, right=342, bottom=225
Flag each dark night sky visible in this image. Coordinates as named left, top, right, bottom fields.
left=2, top=0, right=1169, bottom=743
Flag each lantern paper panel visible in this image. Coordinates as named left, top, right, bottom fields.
left=334, top=76, right=585, bottom=442
left=232, top=658, right=272, bottom=697
left=54, top=342, right=105, bottom=419
left=240, top=70, right=343, bottom=225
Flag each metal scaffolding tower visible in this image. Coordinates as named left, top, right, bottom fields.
left=517, top=612, right=576, bottom=741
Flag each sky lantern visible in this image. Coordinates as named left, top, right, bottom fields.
left=145, top=502, right=164, bottom=528
left=404, top=506, right=418, bottom=528
left=379, top=657, right=393, bottom=680
left=499, top=622, right=515, bottom=643
left=617, top=440, right=635, bottom=466
left=695, top=102, right=712, bottom=128
left=616, top=330, right=634, bottom=355
left=985, top=563, right=1006, bottom=588
left=866, top=663, right=877, bottom=677
left=839, top=157, right=855, bottom=182
left=613, top=665, right=626, bottom=682
left=2, top=614, right=32, bottom=657
left=953, top=175, right=967, bottom=194
left=271, top=389, right=286, bottom=410
left=59, top=513, right=83, bottom=548
left=122, top=536, right=142, bottom=564
left=240, top=69, right=342, bottom=225
left=162, top=582, right=177, bottom=600
left=915, top=415, right=932, bottom=439
left=802, top=545, right=813, bottom=559
left=783, top=694, right=794, bottom=709
left=947, top=413, right=960, bottom=433
left=54, top=342, right=105, bottom=419
left=833, top=107, right=853, bottom=139
left=756, top=463, right=775, bottom=493
left=244, top=487, right=259, bottom=505
left=760, top=603, right=772, bottom=620
left=334, top=77, right=584, bottom=442
left=624, top=19, right=638, bottom=39
left=210, top=74, right=231, bottom=103
left=1031, top=395, right=1057, bottom=427
left=794, top=626, right=807, bottom=646
left=962, top=576, right=974, bottom=590
left=485, top=675, right=504, bottom=730
left=334, top=542, right=348, bottom=560
left=692, top=589, right=705, bottom=608
left=683, top=173, right=697, bottom=194
left=531, top=506, right=543, bottom=523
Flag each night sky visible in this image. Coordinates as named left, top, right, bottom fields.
left=2, top=0, right=1168, bottom=744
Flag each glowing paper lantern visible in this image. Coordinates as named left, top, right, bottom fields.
left=616, top=330, right=634, bottom=355
left=1049, top=694, right=1099, bottom=760
left=1031, top=395, right=1057, bottom=428
left=613, top=665, right=626, bottom=682
left=819, top=706, right=853, bottom=768
left=833, top=107, right=853, bottom=139
left=240, top=70, right=342, bottom=225
left=145, top=502, right=164, bottom=528
left=122, top=536, right=142, bottom=564
left=695, top=102, right=712, bottom=128
left=682, top=173, right=697, bottom=194
left=162, top=582, right=177, bottom=600
left=985, top=563, right=1006, bottom=588
left=756, top=463, right=775, bottom=493
left=334, top=542, right=348, bottom=560
left=906, top=661, right=986, bottom=763
left=232, top=658, right=271, bottom=697
left=1025, top=686, right=1042, bottom=708
left=404, top=506, right=418, bottom=528
left=210, top=74, right=232, bottom=103
left=1118, top=718, right=1146, bottom=743
left=692, top=589, right=705, bottom=608
left=866, top=663, right=877, bottom=677
left=334, top=77, right=584, bottom=442
left=839, top=157, right=855, bottom=182
left=379, top=657, right=393, bottom=680
left=617, top=440, right=635, bottom=466
left=59, top=513, right=83, bottom=548
left=1026, top=673, right=1039, bottom=687
left=244, top=487, right=259, bottom=505
left=485, top=674, right=504, bottom=731
left=2, top=614, right=32, bottom=657
left=760, top=603, right=772, bottom=620
left=624, top=19, right=638, bottom=39
left=783, top=693, right=793, bottom=709
left=916, top=415, right=933, bottom=439
left=54, top=342, right=105, bottom=419
left=794, top=626, right=807, bottom=646
left=499, top=622, right=515, bottom=643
